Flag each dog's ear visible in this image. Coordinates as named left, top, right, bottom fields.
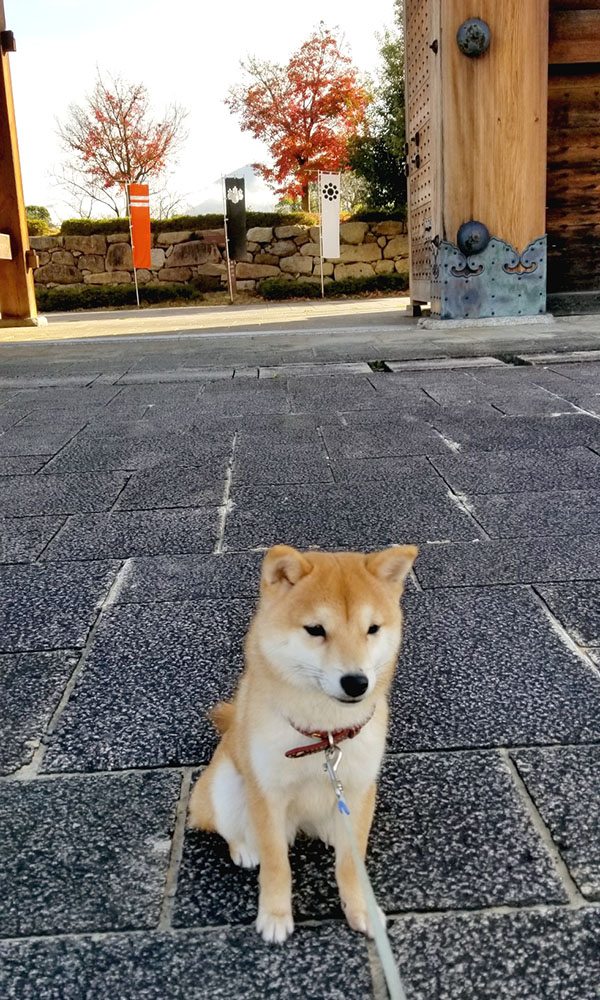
left=365, top=545, right=418, bottom=589
left=262, top=545, right=313, bottom=589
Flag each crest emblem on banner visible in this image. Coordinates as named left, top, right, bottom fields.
left=322, top=181, right=339, bottom=202
left=319, top=171, right=341, bottom=259
left=227, top=186, right=244, bottom=205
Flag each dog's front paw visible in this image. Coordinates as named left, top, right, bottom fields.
left=256, top=907, right=294, bottom=943
left=343, top=902, right=386, bottom=938
left=229, top=842, right=259, bottom=869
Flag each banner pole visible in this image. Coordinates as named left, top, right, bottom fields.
left=318, top=172, right=325, bottom=299
left=222, top=176, right=234, bottom=304
left=126, top=184, right=141, bottom=308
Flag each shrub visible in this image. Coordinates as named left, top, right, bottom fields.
left=27, top=218, right=52, bottom=236
left=58, top=208, right=407, bottom=237
left=258, top=271, right=409, bottom=301
left=35, top=282, right=203, bottom=313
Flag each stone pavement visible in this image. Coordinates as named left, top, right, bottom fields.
left=1, top=335, right=600, bottom=998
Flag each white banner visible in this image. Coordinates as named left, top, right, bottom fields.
left=320, top=172, right=341, bottom=259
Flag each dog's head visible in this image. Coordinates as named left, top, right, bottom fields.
left=253, top=545, right=417, bottom=704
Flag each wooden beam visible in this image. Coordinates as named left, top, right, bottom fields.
left=441, top=0, right=549, bottom=253
left=549, top=10, right=600, bottom=63
left=0, top=0, right=38, bottom=324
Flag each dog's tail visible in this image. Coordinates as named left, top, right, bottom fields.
left=209, top=701, right=234, bottom=734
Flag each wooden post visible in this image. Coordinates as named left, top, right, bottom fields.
left=0, top=0, right=41, bottom=326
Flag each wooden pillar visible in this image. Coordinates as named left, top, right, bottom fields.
left=405, top=0, right=550, bottom=319
left=0, top=0, right=40, bottom=326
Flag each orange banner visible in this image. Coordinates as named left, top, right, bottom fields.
left=128, top=183, right=151, bottom=269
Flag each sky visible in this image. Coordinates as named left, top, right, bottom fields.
left=7, top=0, right=397, bottom=220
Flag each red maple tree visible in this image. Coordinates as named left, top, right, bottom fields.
left=227, top=25, right=370, bottom=210
left=57, top=73, right=187, bottom=216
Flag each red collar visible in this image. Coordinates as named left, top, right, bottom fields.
left=285, top=709, right=375, bottom=759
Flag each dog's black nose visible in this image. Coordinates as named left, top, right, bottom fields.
left=340, top=673, right=369, bottom=698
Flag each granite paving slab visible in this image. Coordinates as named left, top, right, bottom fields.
left=0, top=651, right=78, bottom=775
left=224, top=482, right=476, bottom=551
left=329, top=455, right=444, bottom=487
left=114, top=462, right=226, bottom=510
left=103, top=384, right=203, bottom=406
left=415, top=536, right=600, bottom=589
left=390, top=908, right=600, bottom=1000
left=43, top=430, right=233, bottom=473
left=430, top=447, right=600, bottom=494
left=389, top=588, right=600, bottom=750
left=0, top=923, right=372, bottom=1000
left=547, top=361, right=600, bottom=383
left=174, top=753, right=564, bottom=930
left=471, top=489, right=600, bottom=538
left=537, top=581, right=600, bottom=645
left=43, top=508, right=219, bottom=561
left=429, top=412, right=600, bottom=453
left=5, top=385, right=121, bottom=407
left=0, top=516, right=64, bottom=562
left=320, top=418, right=450, bottom=459
left=288, top=376, right=386, bottom=413
left=18, top=404, right=150, bottom=427
left=42, top=600, right=254, bottom=771
left=115, top=552, right=263, bottom=604
left=512, top=746, right=600, bottom=899
left=0, top=561, right=119, bottom=652
left=0, top=771, right=180, bottom=936
left=232, top=453, right=334, bottom=486
left=0, top=472, right=127, bottom=516
left=0, top=426, right=83, bottom=457
left=0, top=456, right=48, bottom=475
left=415, top=377, right=578, bottom=415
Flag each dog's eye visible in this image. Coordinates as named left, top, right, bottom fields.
left=367, top=624, right=380, bottom=635
left=304, top=624, right=326, bottom=638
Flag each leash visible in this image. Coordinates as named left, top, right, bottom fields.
left=324, top=737, right=408, bottom=1000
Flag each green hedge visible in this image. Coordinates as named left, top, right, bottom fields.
left=36, top=282, right=204, bottom=313
left=27, top=219, right=53, bottom=236
left=60, top=211, right=320, bottom=236
left=258, top=272, right=409, bottom=301
left=59, top=208, right=408, bottom=236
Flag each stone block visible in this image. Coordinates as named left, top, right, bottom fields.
left=50, top=250, right=75, bottom=266
left=365, top=232, right=377, bottom=243
left=333, top=262, right=375, bottom=280
left=373, top=220, right=405, bottom=236
left=322, top=262, right=334, bottom=276
left=170, top=241, right=221, bottom=267
left=78, top=254, right=105, bottom=272
left=384, top=235, right=410, bottom=258
left=340, top=221, right=368, bottom=244
left=236, top=280, right=256, bottom=291
left=106, top=242, right=133, bottom=271
left=269, top=240, right=297, bottom=256
left=280, top=254, right=313, bottom=275
left=155, top=230, right=192, bottom=246
left=309, top=225, right=320, bottom=242
left=84, top=271, right=131, bottom=284
left=157, top=267, right=192, bottom=282
left=299, top=242, right=322, bottom=257
left=194, top=228, right=225, bottom=246
left=340, top=243, right=381, bottom=262
left=197, top=262, right=227, bottom=276
left=63, top=235, right=107, bottom=254
left=235, top=262, right=280, bottom=279
left=106, top=233, right=127, bottom=243
left=136, top=269, right=152, bottom=284
left=375, top=259, right=395, bottom=274
left=150, top=248, right=165, bottom=269
left=274, top=225, right=307, bottom=238
left=29, top=236, right=61, bottom=251
left=246, top=227, right=273, bottom=243
left=395, top=259, right=409, bottom=273
left=294, top=231, right=310, bottom=245
left=378, top=236, right=387, bottom=247
left=34, top=263, right=81, bottom=284
left=36, top=251, right=50, bottom=266
left=253, top=252, right=280, bottom=266
left=246, top=242, right=258, bottom=252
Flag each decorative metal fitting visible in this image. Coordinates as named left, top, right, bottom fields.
left=457, top=18, right=491, bottom=58
left=457, top=221, right=490, bottom=256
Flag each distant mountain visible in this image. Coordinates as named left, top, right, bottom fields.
left=190, top=165, right=278, bottom=214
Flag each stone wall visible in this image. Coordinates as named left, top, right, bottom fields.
left=30, top=220, right=408, bottom=291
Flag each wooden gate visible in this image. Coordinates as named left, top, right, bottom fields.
left=548, top=1, right=600, bottom=298
left=404, top=0, right=440, bottom=308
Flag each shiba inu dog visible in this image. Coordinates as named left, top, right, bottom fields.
left=188, top=543, right=418, bottom=943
